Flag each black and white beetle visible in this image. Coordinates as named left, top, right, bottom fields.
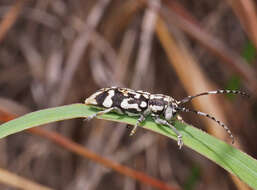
left=85, top=87, right=248, bottom=148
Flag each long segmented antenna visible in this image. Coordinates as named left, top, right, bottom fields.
left=179, top=90, right=249, bottom=104
left=177, top=107, right=235, bottom=143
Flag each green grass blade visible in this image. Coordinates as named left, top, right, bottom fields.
left=0, top=103, right=256, bottom=189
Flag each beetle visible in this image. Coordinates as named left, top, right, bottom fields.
left=85, top=87, right=248, bottom=148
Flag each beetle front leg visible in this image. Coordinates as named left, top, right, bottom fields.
left=153, top=117, right=183, bottom=149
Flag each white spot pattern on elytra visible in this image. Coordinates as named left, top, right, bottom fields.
left=134, top=93, right=141, bottom=99
left=120, top=98, right=141, bottom=111
left=102, top=90, right=115, bottom=108
left=140, top=101, right=147, bottom=108
left=85, top=90, right=103, bottom=105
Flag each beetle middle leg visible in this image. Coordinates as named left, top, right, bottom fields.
left=129, top=114, right=146, bottom=136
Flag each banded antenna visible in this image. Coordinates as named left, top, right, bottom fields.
left=177, top=107, right=235, bottom=143
left=179, top=90, right=249, bottom=105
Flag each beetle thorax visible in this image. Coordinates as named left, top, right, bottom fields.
left=164, top=102, right=178, bottom=120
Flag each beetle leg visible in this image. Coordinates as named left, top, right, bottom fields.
left=153, top=117, right=183, bottom=149
left=129, top=114, right=146, bottom=136
left=85, top=107, right=121, bottom=121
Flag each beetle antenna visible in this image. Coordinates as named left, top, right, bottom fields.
left=179, top=90, right=249, bottom=105
left=177, top=107, right=235, bottom=143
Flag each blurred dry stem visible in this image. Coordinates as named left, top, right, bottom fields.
left=29, top=128, right=179, bottom=190
left=160, top=5, right=257, bottom=94
left=56, top=0, right=112, bottom=105
left=0, top=167, right=52, bottom=190
left=226, top=0, right=257, bottom=49
left=132, top=0, right=159, bottom=88
left=116, top=29, right=136, bottom=82
left=103, top=0, right=145, bottom=43
left=0, top=0, right=28, bottom=43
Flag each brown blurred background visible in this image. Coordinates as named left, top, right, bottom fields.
left=0, top=0, right=256, bottom=190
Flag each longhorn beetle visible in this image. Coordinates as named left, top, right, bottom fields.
left=85, top=87, right=249, bottom=148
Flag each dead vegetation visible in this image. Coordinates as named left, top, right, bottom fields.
left=0, top=0, right=256, bottom=189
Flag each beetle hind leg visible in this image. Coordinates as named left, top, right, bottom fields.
left=84, top=107, right=119, bottom=121
left=154, top=117, right=183, bottom=149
